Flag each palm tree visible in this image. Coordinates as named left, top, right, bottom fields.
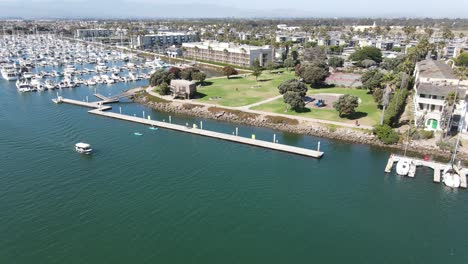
left=443, top=66, right=466, bottom=137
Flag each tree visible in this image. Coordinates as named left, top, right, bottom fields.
left=168, top=67, right=181, bottom=79
left=333, top=94, right=359, bottom=117
left=284, top=57, right=295, bottom=71
left=328, top=57, right=344, bottom=68
left=158, top=82, right=170, bottom=95
left=253, top=58, right=261, bottom=69
left=442, top=27, right=455, bottom=40
left=361, top=69, right=384, bottom=93
left=424, top=27, right=434, bottom=37
left=302, top=46, right=327, bottom=63
left=283, top=91, right=305, bottom=111
left=252, top=67, right=263, bottom=82
left=360, top=59, right=377, bottom=68
left=299, top=62, right=329, bottom=87
left=192, top=71, right=207, bottom=85
left=291, top=49, right=299, bottom=62
left=402, top=26, right=416, bottom=40
left=349, top=46, right=383, bottom=63
left=149, top=69, right=174, bottom=86
left=222, top=66, right=238, bottom=79
left=456, top=53, right=468, bottom=67
left=278, top=79, right=308, bottom=96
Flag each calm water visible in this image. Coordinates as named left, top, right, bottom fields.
left=0, top=74, right=467, bottom=263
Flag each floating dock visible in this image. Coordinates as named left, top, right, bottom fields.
left=52, top=96, right=112, bottom=110
left=88, top=109, right=324, bottom=158
left=52, top=95, right=324, bottom=159
left=385, top=154, right=467, bottom=188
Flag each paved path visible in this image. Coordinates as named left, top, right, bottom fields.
left=145, top=87, right=373, bottom=130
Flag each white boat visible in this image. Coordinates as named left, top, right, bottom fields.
left=16, top=79, right=33, bottom=92
left=45, top=80, right=56, bottom=90
left=442, top=166, right=461, bottom=188
left=1, top=64, right=19, bottom=81
left=96, top=62, right=108, bottom=72
left=75, top=142, right=92, bottom=154
left=64, top=64, right=77, bottom=75
left=396, top=158, right=410, bottom=176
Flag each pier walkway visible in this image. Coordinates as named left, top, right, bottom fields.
left=52, top=96, right=112, bottom=110
left=385, top=154, right=467, bottom=188
left=88, top=109, right=324, bottom=158
left=52, top=94, right=324, bottom=158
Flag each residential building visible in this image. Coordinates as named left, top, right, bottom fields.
left=413, top=60, right=468, bottom=132
left=76, top=29, right=114, bottom=40
left=182, top=41, right=273, bottom=67
left=130, top=32, right=197, bottom=49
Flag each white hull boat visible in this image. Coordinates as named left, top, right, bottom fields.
left=396, top=158, right=410, bottom=176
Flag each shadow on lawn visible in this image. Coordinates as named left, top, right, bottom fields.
left=342, top=111, right=368, bottom=120
left=258, top=78, right=273, bottom=82
left=193, top=92, right=208, bottom=99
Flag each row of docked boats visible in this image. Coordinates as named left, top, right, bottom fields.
left=1, top=34, right=170, bottom=84
left=15, top=71, right=150, bottom=92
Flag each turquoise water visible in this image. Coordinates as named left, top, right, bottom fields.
left=0, top=75, right=467, bottom=263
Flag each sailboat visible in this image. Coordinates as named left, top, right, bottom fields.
left=442, top=103, right=466, bottom=188
left=396, top=126, right=412, bottom=176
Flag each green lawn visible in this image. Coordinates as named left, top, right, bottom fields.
left=194, top=70, right=295, bottom=107
left=251, top=87, right=382, bottom=126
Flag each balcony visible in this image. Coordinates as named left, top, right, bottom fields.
left=415, top=97, right=445, bottom=106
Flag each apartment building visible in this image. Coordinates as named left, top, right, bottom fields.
left=182, top=41, right=273, bottom=67
left=76, top=29, right=114, bottom=40
left=130, top=32, right=197, bottom=49
left=413, top=60, right=468, bottom=132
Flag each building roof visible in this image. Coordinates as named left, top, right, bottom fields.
left=417, top=83, right=459, bottom=97
left=182, top=41, right=271, bottom=53
left=416, top=60, right=457, bottom=80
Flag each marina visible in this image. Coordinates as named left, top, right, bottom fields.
left=385, top=154, right=467, bottom=188
left=0, top=34, right=169, bottom=92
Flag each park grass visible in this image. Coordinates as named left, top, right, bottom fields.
left=251, top=87, right=382, bottom=126
left=194, top=69, right=295, bottom=107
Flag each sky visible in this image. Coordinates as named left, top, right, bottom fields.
left=0, top=0, right=466, bottom=18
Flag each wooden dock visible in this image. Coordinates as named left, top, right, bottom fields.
left=385, top=154, right=467, bottom=188
left=88, top=109, right=324, bottom=159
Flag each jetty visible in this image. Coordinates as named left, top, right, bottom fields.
left=52, top=94, right=324, bottom=159
left=385, top=154, right=467, bottom=188
left=52, top=96, right=112, bottom=110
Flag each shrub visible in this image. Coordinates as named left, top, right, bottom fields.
left=158, top=83, right=170, bottom=95
left=383, top=88, right=408, bottom=127
left=419, top=130, right=434, bottom=139
left=373, top=125, right=400, bottom=144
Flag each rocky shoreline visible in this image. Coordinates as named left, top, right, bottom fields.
left=134, top=94, right=466, bottom=162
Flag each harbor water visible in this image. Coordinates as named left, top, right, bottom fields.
left=1, top=75, right=468, bottom=263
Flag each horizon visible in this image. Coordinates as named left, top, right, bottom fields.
left=0, top=0, right=467, bottom=19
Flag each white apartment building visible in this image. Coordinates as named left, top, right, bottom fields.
left=130, top=32, right=197, bottom=49
left=182, top=41, right=273, bottom=67
left=413, top=60, right=468, bottom=133
left=76, top=29, right=114, bottom=40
